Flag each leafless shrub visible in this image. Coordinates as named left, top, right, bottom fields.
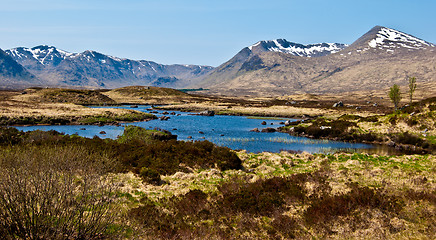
left=0, top=145, right=120, bottom=239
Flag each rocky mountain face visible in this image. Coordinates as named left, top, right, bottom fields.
left=196, top=26, right=436, bottom=96
left=0, top=48, right=39, bottom=89
left=5, top=46, right=214, bottom=89
left=248, top=39, right=347, bottom=57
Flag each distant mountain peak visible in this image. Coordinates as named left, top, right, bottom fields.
left=7, top=45, right=75, bottom=65
left=248, top=39, right=348, bottom=57
left=368, top=26, right=434, bottom=50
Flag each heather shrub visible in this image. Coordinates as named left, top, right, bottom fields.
left=304, top=184, right=403, bottom=225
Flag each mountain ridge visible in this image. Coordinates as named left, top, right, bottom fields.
left=0, top=48, right=40, bottom=89
left=1, top=25, right=435, bottom=95
left=5, top=46, right=214, bottom=89
left=195, top=26, right=436, bottom=96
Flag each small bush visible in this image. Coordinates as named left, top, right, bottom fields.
left=219, top=176, right=306, bottom=216
left=359, top=115, right=379, bottom=123
left=393, top=132, right=424, bottom=146
left=339, top=114, right=362, bottom=121
left=406, top=117, right=419, bottom=126
left=304, top=184, right=403, bottom=225
left=139, top=167, right=161, bottom=184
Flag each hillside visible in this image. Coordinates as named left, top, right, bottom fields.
left=5, top=46, right=214, bottom=89
left=0, top=48, right=40, bottom=89
left=196, top=26, right=436, bottom=97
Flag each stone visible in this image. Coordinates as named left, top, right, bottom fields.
left=250, top=128, right=260, bottom=132
left=261, top=121, right=267, bottom=125
left=159, top=116, right=170, bottom=121
left=332, top=101, right=344, bottom=107
left=130, top=105, right=138, bottom=108
left=261, top=128, right=276, bottom=133
left=99, top=131, right=106, bottom=134
left=199, top=110, right=215, bottom=116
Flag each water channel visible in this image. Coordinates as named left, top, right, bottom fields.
left=15, top=105, right=395, bottom=154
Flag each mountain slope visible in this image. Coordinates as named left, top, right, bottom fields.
left=248, top=39, right=347, bottom=57
left=196, top=26, right=436, bottom=96
left=0, top=48, right=40, bottom=88
left=6, top=46, right=214, bottom=89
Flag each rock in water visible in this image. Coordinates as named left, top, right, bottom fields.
left=261, top=128, right=276, bottom=133
left=199, top=110, right=215, bottom=116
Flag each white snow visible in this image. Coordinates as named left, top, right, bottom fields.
left=249, top=39, right=348, bottom=57
left=248, top=41, right=261, bottom=50
left=368, top=27, right=434, bottom=50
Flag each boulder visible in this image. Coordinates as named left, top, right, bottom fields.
left=332, top=101, right=344, bottom=107
left=199, top=110, right=215, bottom=116
left=250, top=128, right=260, bottom=132
left=130, top=105, right=138, bottom=108
left=261, top=121, right=267, bottom=125
left=159, top=116, right=170, bottom=121
left=99, top=131, right=106, bottom=134
left=261, top=128, right=276, bottom=133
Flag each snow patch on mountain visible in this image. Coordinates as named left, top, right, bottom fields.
left=248, top=39, right=348, bottom=57
left=6, top=45, right=78, bottom=65
left=368, top=27, right=435, bottom=50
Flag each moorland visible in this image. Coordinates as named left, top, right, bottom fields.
left=0, top=86, right=435, bottom=239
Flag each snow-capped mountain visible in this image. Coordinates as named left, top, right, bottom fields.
left=7, top=45, right=75, bottom=66
left=196, top=25, right=436, bottom=96
left=248, top=39, right=348, bottom=57
left=368, top=27, right=434, bottom=50
left=0, top=48, right=39, bottom=88
left=5, top=46, right=214, bottom=88
left=347, top=26, right=435, bottom=55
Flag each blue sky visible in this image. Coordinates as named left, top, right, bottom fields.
left=1, top=0, right=435, bottom=66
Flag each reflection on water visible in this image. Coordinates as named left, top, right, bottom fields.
left=15, top=105, right=399, bottom=154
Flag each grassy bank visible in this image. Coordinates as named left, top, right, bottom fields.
left=278, top=97, right=436, bottom=154
left=0, top=88, right=157, bottom=126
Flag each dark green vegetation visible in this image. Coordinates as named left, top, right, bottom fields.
left=389, top=84, right=402, bottom=111
left=127, top=154, right=435, bottom=239
left=0, top=126, right=241, bottom=239
left=0, top=127, right=435, bottom=239
left=279, top=97, right=436, bottom=154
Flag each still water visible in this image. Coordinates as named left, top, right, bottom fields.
left=15, top=105, right=390, bottom=154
